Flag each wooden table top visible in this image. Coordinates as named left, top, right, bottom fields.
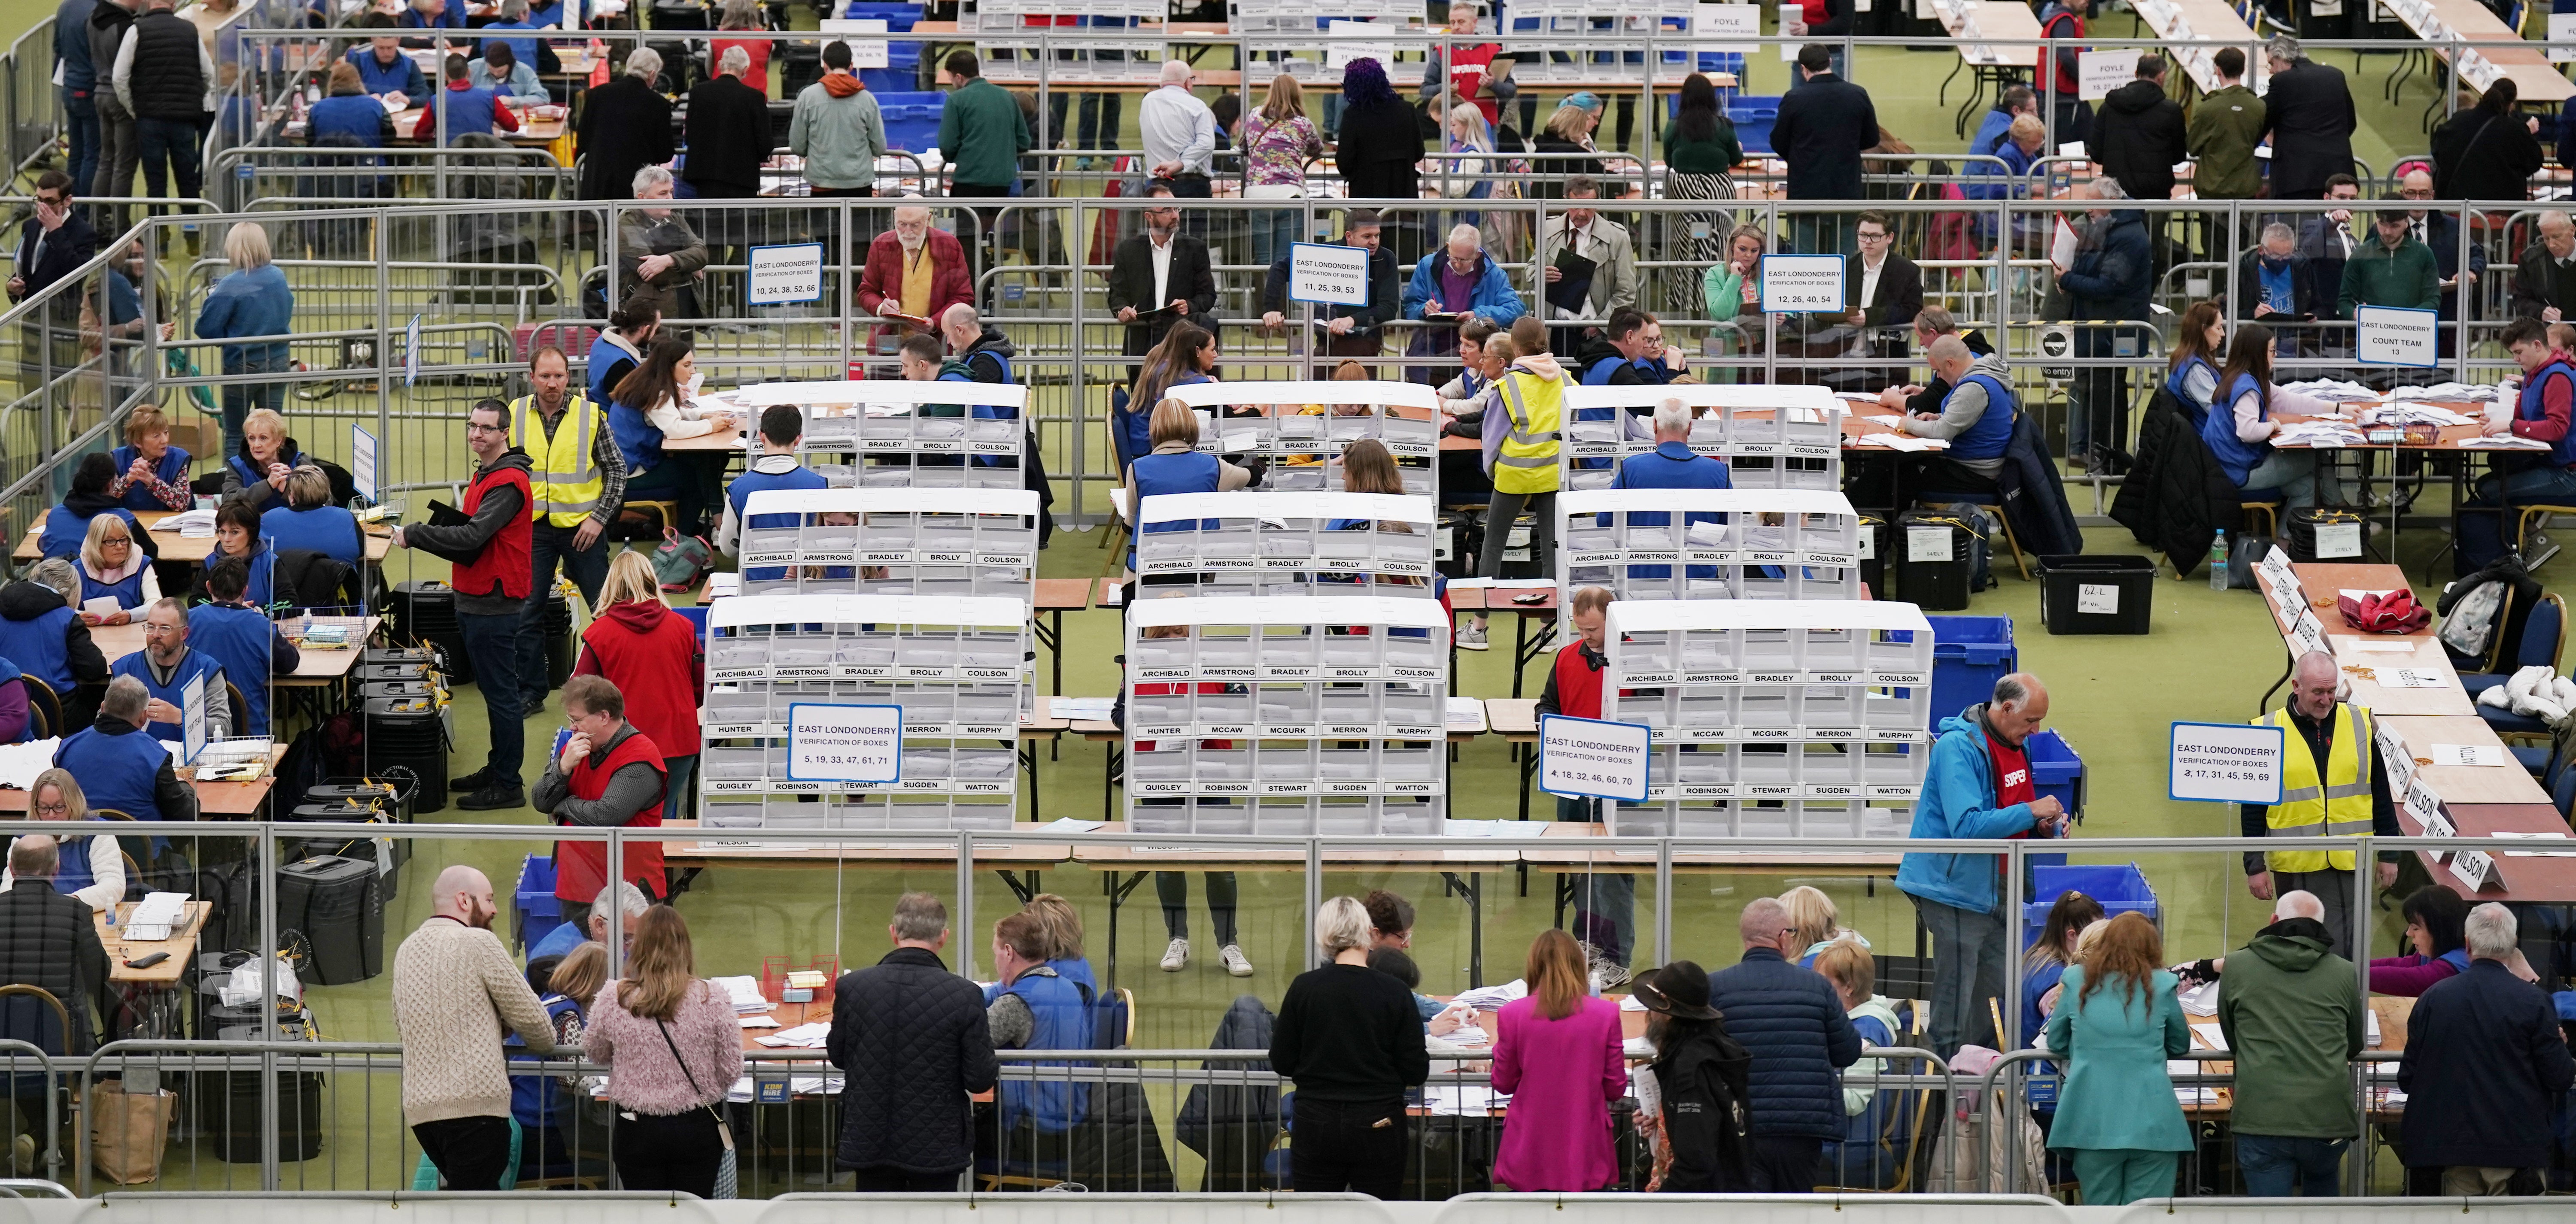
left=388, top=108, right=568, bottom=146
left=1069, top=819, right=1543, bottom=868
left=1939, top=0, right=2042, bottom=67
left=661, top=423, right=747, bottom=453
left=658, top=819, right=1077, bottom=866
left=2412, top=802, right=2576, bottom=902
left=2404, top=0, right=2576, bottom=103
left=1449, top=587, right=1557, bottom=613
left=2258, top=563, right=2477, bottom=717
left=89, top=616, right=380, bottom=685
left=1485, top=697, right=1538, bottom=739
left=99, top=899, right=207, bottom=985
left=2132, top=0, right=2261, bottom=94
left=2376, top=715, right=2551, bottom=806
left=14, top=511, right=393, bottom=565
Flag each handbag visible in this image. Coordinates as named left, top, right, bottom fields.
left=654, top=1010, right=737, bottom=1199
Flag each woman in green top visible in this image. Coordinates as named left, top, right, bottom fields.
left=2040, top=912, right=2192, bottom=1206
left=1699, top=225, right=1769, bottom=383
left=1659, top=73, right=1741, bottom=315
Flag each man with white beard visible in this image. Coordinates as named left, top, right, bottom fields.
left=856, top=203, right=972, bottom=348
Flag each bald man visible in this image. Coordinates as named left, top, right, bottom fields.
left=2216, top=885, right=2365, bottom=1197
left=392, top=865, right=556, bottom=1190
left=2509, top=211, right=2576, bottom=323
left=2242, top=651, right=2401, bottom=960
left=1704, top=897, right=1863, bottom=1191
left=1897, top=672, right=2069, bottom=1055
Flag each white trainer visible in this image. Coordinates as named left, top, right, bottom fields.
left=1160, top=937, right=1190, bottom=971
left=1220, top=943, right=1254, bottom=977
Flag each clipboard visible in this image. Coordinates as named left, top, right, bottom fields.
left=876, top=309, right=934, bottom=330
left=1547, top=248, right=1598, bottom=314
left=2048, top=216, right=2079, bottom=273
left=423, top=499, right=471, bottom=528
left=1126, top=303, right=1183, bottom=324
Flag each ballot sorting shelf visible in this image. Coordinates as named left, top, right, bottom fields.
left=699, top=594, right=1031, bottom=830
left=1133, top=490, right=1439, bottom=597
left=1165, top=379, right=1441, bottom=497
left=1560, top=384, right=1849, bottom=494
left=729, top=380, right=1028, bottom=490
left=1601, top=599, right=1935, bottom=838
left=737, top=487, right=1041, bottom=600
left=1558, top=488, right=1862, bottom=602
left=1125, top=594, right=1451, bottom=833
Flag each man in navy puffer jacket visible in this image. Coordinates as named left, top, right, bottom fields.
left=1707, top=895, right=1863, bottom=1192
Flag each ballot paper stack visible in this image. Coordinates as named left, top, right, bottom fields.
left=2281, top=379, right=2384, bottom=404
left=711, top=975, right=773, bottom=1015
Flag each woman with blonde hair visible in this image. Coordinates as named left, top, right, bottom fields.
left=0, top=769, right=125, bottom=910
left=75, top=512, right=159, bottom=624
left=258, top=465, right=365, bottom=567
left=196, top=224, right=295, bottom=468
left=218, top=406, right=308, bottom=512
left=1123, top=395, right=1252, bottom=581
left=573, top=550, right=704, bottom=819
left=1814, top=939, right=1905, bottom=1188
left=109, top=406, right=195, bottom=512
left=1533, top=100, right=1605, bottom=196
left=1019, top=892, right=1097, bottom=991
left=1492, top=928, right=1625, bottom=1190
left=509, top=939, right=609, bottom=1174
left=1268, top=896, right=1430, bottom=1195
left=583, top=905, right=743, bottom=1197
left=2041, top=912, right=2191, bottom=1205
left=1240, top=74, right=1324, bottom=268
left=1783, top=885, right=1866, bottom=966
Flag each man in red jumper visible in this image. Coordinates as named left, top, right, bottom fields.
left=1534, top=585, right=1632, bottom=976
left=533, top=674, right=668, bottom=930
left=391, top=399, right=533, bottom=812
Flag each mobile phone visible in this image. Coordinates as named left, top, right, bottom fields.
left=124, top=952, right=170, bottom=970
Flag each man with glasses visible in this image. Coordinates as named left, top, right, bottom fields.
left=1537, top=175, right=1638, bottom=358
left=1838, top=211, right=1920, bottom=389
left=391, top=400, right=535, bottom=813
left=857, top=205, right=972, bottom=354
left=2400, top=169, right=2484, bottom=358
left=107, top=599, right=230, bottom=745
left=1574, top=308, right=1685, bottom=387
left=1107, top=183, right=1217, bottom=368
left=8, top=172, right=98, bottom=395
left=526, top=879, right=647, bottom=962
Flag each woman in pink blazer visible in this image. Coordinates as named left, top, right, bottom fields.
left=1492, top=928, right=1629, bottom=1191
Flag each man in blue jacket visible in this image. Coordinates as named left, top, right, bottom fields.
left=2057, top=180, right=2152, bottom=474
left=344, top=23, right=433, bottom=107
left=2397, top=903, right=2576, bottom=1195
left=1896, top=673, right=2068, bottom=1057
left=1706, top=895, right=1863, bottom=1192
left=54, top=0, right=101, bottom=204
left=1400, top=223, right=1527, bottom=383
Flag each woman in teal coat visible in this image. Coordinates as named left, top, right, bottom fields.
left=2040, top=912, right=2192, bottom=1206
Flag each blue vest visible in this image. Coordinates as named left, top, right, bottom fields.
left=608, top=402, right=665, bottom=475
left=479, top=21, right=540, bottom=73
left=39, top=505, right=139, bottom=561
left=1581, top=354, right=1665, bottom=387
left=0, top=656, right=27, bottom=743
left=2515, top=358, right=2576, bottom=470
left=2202, top=372, right=2273, bottom=488
left=2164, top=355, right=2217, bottom=427
left=726, top=462, right=829, bottom=582
left=988, top=969, right=1094, bottom=1133
left=204, top=541, right=277, bottom=608
left=79, top=561, right=148, bottom=612
left=226, top=446, right=308, bottom=495
left=53, top=725, right=170, bottom=825
left=49, top=828, right=104, bottom=901
left=307, top=94, right=388, bottom=146
left=427, top=83, right=506, bottom=142
left=1127, top=450, right=1223, bottom=570
left=109, top=648, right=227, bottom=745
left=0, top=604, right=76, bottom=693
left=259, top=504, right=364, bottom=566
left=186, top=603, right=279, bottom=735
left=505, top=993, right=583, bottom=1128
left=1612, top=442, right=1732, bottom=579
left=586, top=333, right=639, bottom=408
left=1950, top=373, right=2016, bottom=461
left=345, top=47, right=419, bottom=99
left=109, top=445, right=191, bottom=511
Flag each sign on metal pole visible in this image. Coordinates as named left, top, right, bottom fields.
left=1759, top=254, right=1844, bottom=313
left=2168, top=721, right=2285, bottom=805
left=1538, top=714, right=1653, bottom=803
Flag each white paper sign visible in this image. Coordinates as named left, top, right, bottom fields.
left=1761, top=254, right=1846, bottom=313
left=1693, top=3, right=1759, bottom=54
left=2169, top=721, right=2286, bottom=804
left=1286, top=241, right=1371, bottom=306
left=2355, top=304, right=2439, bottom=368
left=2382, top=667, right=2452, bottom=689
left=785, top=703, right=901, bottom=782
left=404, top=313, right=422, bottom=387
left=2450, top=848, right=2495, bottom=891
left=2312, top=521, right=2362, bottom=559
left=182, top=670, right=208, bottom=765
left=2289, top=609, right=2330, bottom=657
left=1326, top=21, right=1396, bottom=70
left=747, top=243, right=826, bottom=306
left=350, top=424, right=377, bottom=505
left=2076, top=583, right=2120, bottom=615
left=1538, top=713, right=1652, bottom=803
left=1905, top=525, right=1951, bottom=563
left=2430, top=743, right=2509, bottom=768
left=2078, top=49, right=2134, bottom=100
left=2258, top=545, right=2294, bottom=583
left=2552, top=11, right=2576, bottom=61
left=819, top=19, right=891, bottom=68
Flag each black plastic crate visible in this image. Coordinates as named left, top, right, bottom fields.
left=2037, top=554, right=2157, bottom=635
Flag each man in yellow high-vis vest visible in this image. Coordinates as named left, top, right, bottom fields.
left=1462, top=321, right=1571, bottom=651
left=498, top=345, right=626, bottom=736
left=2242, top=651, right=2400, bottom=959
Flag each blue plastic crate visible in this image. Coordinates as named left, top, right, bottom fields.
left=876, top=90, right=944, bottom=153
left=513, top=854, right=562, bottom=954
left=860, top=44, right=922, bottom=93
left=673, top=605, right=709, bottom=641
left=1925, top=615, right=2016, bottom=730
left=2020, top=863, right=2158, bottom=946
left=2023, top=729, right=2084, bottom=868
left=838, top=0, right=921, bottom=28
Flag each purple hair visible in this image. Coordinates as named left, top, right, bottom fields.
left=1342, top=57, right=1397, bottom=107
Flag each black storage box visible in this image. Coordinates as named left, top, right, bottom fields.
left=194, top=997, right=323, bottom=1163
left=2283, top=507, right=2368, bottom=563
left=276, top=855, right=384, bottom=985
left=2038, top=554, right=2158, bottom=635
left=389, top=581, right=471, bottom=685
left=363, top=697, right=448, bottom=813
left=1895, top=518, right=1976, bottom=612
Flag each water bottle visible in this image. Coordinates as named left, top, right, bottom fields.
left=2209, top=530, right=2230, bottom=592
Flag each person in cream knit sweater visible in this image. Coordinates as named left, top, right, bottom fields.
left=392, top=865, right=557, bottom=1190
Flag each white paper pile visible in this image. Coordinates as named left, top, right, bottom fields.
left=153, top=507, right=217, bottom=536
left=2282, top=379, right=2382, bottom=403
left=2168, top=1059, right=2219, bottom=1105
left=1444, top=697, right=1488, bottom=733
left=2391, top=382, right=2500, bottom=403
left=2493, top=830, right=2576, bottom=857
left=2364, top=403, right=2476, bottom=427
left=753, top=1022, right=831, bottom=1049
left=2457, top=435, right=2552, bottom=450
left=1420, top=1085, right=1509, bottom=1115
left=2177, top=979, right=2221, bottom=1016
left=1451, top=979, right=1529, bottom=1011
left=1859, top=433, right=1946, bottom=452
left=2274, top=422, right=2367, bottom=448
left=1051, top=697, right=1115, bottom=721
left=711, top=975, right=772, bottom=1015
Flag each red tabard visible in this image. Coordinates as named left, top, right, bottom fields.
left=2038, top=12, right=2083, bottom=95
left=579, top=616, right=704, bottom=757
left=554, top=728, right=668, bottom=903
left=1985, top=723, right=2038, bottom=839
left=1446, top=43, right=1504, bottom=126
left=451, top=462, right=534, bottom=601
left=1552, top=642, right=1605, bottom=721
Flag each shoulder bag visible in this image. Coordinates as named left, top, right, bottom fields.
left=653, top=996, right=738, bottom=1200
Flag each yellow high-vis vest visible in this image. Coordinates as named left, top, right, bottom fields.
left=2259, top=702, right=2376, bottom=874
left=508, top=393, right=606, bottom=528
left=1493, top=369, right=1563, bottom=495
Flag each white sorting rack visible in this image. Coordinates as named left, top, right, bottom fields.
left=1601, top=599, right=1935, bottom=839
left=737, top=487, right=1041, bottom=601
left=1559, top=383, right=1847, bottom=494
left=1133, top=490, right=1439, bottom=597
left=728, top=380, right=1028, bottom=491
left=698, top=594, right=1031, bottom=832
left=1558, top=489, right=1861, bottom=602
left=966, top=0, right=1163, bottom=78
left=1124, top=594, right=1450, bottom=835
left=1164, top=379, right=1441, bottom=497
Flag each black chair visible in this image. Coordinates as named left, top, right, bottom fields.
left=20, top=681, right=59, bottom=741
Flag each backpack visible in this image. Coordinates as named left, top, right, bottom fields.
left=652, top=530, right=716, bottom=592
left=2440, top=553, right=2543, bottom=671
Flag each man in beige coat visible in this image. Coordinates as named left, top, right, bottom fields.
left=392, top=865, right=556, bottom=1189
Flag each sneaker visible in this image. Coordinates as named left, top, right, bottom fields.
left=1455, top=624, right=1489, bottom=651
left=10, top=1132, right=33, bottom=1176
left=1159, top=937, right=1190, bottom=971
left=447, top=768, right=493, bottom=794
left=455, top=783, right=526, bottom=812
left=1219, top=943, right=1253, bottom=977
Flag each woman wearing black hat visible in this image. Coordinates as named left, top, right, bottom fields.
left=1633, top=961, right=1753, bottom=1192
